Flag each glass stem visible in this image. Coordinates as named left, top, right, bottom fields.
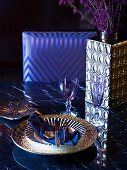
left=65, top=99, right=72, bottom=115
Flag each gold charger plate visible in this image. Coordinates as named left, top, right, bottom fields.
left=12, top=114, right=97, bottom=155
left=0, top=107, right=37, bottom=120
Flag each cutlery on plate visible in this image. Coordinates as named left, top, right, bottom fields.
left=55, top=119, right=60, bottom=147
left=62, top=123, right=68, bottom=142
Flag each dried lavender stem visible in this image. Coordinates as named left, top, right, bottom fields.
left=68, top=2, right=93, bottom=24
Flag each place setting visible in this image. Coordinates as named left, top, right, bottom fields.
left=11, top=78, right=97, bottom=156
left=12, top=112, right=97, bottom=155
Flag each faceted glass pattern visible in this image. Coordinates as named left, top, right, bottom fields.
left=85, top=39, right=111, bottom=108
left=85, top=102, right=108, bottom=167
left=85, top=39, right=127, bottom=108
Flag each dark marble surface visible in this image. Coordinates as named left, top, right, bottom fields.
left=0, top=82, right=127, bottom=170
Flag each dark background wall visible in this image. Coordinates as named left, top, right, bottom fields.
left=0, top=0, right=82, bottom=80
left=0, top=0, right=126, bottom=81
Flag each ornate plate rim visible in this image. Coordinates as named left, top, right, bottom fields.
left=12, top=114, right=97, bottom=155
left=0, top=107, right=37, bottom=120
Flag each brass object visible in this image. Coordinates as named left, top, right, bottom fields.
left=110, top=41, right=127, bottom=106
left=12, top=114, right=97, bottom=155
left=0, top=107, right=37, bottom=120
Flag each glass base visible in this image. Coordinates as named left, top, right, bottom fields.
left=60, top=110, right=77, bottom=117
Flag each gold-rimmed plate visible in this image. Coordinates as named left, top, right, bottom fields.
left=0, top=107, right=37, bottom=120
left=12, top=114, right=97, bottom=155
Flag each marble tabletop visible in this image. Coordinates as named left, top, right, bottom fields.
left=0, top=82, right=127, bottom=170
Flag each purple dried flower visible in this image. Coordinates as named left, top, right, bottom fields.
left=58, top=0, right=127, bottom=33
left=59, top=0, right=75, bottom=5
left=115, top=0, right=127, bottom=5
left=73, top=8, right=78, bottom=14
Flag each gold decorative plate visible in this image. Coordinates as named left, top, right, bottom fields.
left=0, top=107, right=37, bottom=120
left=12, top=114, right=97, bottom=155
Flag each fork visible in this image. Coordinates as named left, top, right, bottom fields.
left=61, top=122, right=68, bottom=143
left=55, top=119, right=60, bottom=147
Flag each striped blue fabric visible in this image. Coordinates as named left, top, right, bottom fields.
left=22, top=32, right=97, bottom=82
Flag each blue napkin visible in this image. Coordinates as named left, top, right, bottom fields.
left=28, top=113, right=80, bottom=146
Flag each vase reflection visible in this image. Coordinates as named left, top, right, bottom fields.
left=85, top=102, right=108, bottom=167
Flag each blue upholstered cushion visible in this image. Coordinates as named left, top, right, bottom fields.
left=22, top=32, right=96, bottom=82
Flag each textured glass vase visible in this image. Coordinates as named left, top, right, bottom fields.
left=85, top=33, right=127, bottom=108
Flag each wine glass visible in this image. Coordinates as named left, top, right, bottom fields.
left=90, top=77, right=105, bottom=127
left=59, top=78, right=79, bottom=116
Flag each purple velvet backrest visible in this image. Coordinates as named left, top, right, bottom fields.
left=22, top=32, right=97, bottom=82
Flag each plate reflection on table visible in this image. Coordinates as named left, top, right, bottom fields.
left=12, top=145, right=97, bottom=170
